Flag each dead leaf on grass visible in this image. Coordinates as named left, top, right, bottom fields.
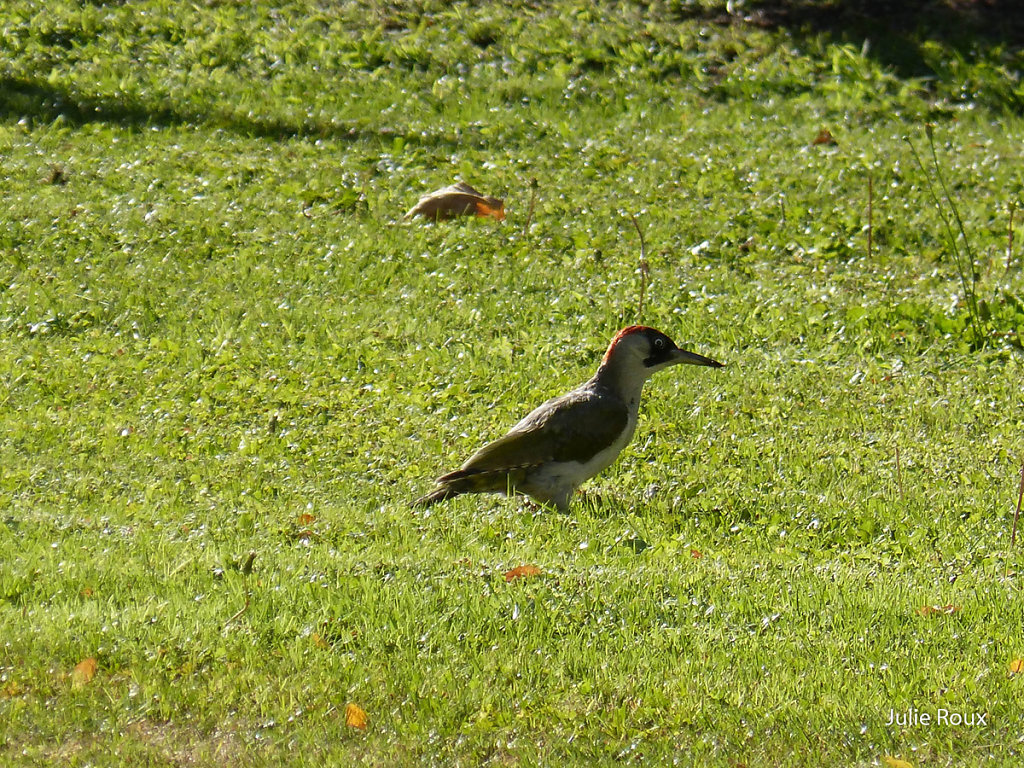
left=405, top=182, right=505, bottom=221
left=504, top=564, right=542, bottom=582
left=345, top=702, right=368, bottom=730
left=1010, top=658, right=1024, bottom=674
left=71, top=657, right=97, bottom=689
left=918, top=604, right=961, bottom=617
left=812, top=128, right=838, bottom=146
left=883, top=757, right=914, bottom=768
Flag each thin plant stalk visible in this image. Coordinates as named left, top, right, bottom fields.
left=1008, top=202, right=1016, bottom=271
left=638, top=259, right=649, bottom=321
left=1012, top=459, right=1024, bottom=547
left=904, top=128, right=984, bottom=344
left=895, top=444, right=905, bottom=503
left=867, top=173, right=874, bottom=261
left=629, top=214, right=649, bottom=321
left=522, top=177, right=538, bottom=235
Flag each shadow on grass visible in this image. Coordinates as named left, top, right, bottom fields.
left=711, top=0, right=1024, bottom=81
left=3, top=1, right=1020, bottom=135
left=0, top=75, right=471, bottom=149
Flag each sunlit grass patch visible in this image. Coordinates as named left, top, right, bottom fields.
left=2, top=1, right=1023, bottom=765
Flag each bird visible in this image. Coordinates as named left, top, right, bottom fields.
left=415, top=326, right=724, bottom=511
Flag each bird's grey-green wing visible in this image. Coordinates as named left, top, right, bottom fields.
left=440, top=388, right=628, bottom=481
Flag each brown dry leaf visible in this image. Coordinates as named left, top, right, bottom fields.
left=473, top=198, right=505, bottom=220
left=918, top=604, right=961, bottom=617
left=297, top=512, right=316, bottom=525
left=405, top=182, right=505, bottom=221
left=1010, top=658, right=1024, bottom=674
left=883, top=757, right=914, bottom=768
left=345, top=702, right=368, bottom=730
left=812, top=128, right=838, bottom=146
left=504, top=564, right=542, bottom=582
left=71, top=657, right=98, bottom=689
left=80, top=587, right=94, bottom=598
left=690, top=549, right=703, bottom=559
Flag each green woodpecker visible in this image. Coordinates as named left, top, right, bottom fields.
left=415, top=326, right=724, bottom=510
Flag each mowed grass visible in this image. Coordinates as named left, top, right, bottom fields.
left=2, top=1, right=1024, bottom=765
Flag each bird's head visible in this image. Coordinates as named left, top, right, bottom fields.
left=602, top=326, right=725, bottom=375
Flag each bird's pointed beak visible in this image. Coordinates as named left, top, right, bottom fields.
left=671, top=348, right=725, bottom=368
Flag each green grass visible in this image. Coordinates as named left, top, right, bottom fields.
left=2, top=1, right=1024, bottom=765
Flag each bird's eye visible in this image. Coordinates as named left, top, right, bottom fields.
left=654, top=337, right=665, bottom=350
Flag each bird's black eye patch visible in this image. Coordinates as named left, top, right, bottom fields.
left=643, top=332, right=676, bottom=366
left=650, top=332, right=674, bottom=353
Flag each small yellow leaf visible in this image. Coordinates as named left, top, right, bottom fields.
left=71, top=657, right=97, bottom=689
left=504, top=564, right=542, bottom=582
left=918, top=604, right=961, bottom=617
left=345, top=702, right=368, bottom=730
left=311, top=632, right=330, bottom=649
left=1009, top=658, right=1024, bottom=674
left=883, top=757, right=914, bottom=768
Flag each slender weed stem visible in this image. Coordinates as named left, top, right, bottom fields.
left=522, top=177, right=538, bottom=235
left=1008, top=202, right=1016, bottom=271
left=1012, top=459, right=1024, bottom=547
left=895, top=444, right=905, bottom=503
left=629, top=214, right=649, bottom=321
left=867, top=173, right=874, bottom=261
left=904, top=128, right=984, bottom=345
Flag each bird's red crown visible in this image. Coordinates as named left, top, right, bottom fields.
left=602, top=325, right=656, bottom=363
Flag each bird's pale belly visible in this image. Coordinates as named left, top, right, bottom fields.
left=523, top=417, right=637, bottom=507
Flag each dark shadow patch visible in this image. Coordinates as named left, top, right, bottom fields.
left=692, top=0, right=1023, bottom=83
left=0, top=75, right=480, bottom=151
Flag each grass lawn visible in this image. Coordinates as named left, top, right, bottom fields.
left=2, top=1, right=1023, bottom=765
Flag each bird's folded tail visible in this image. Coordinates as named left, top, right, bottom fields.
left=414, top=467, right=524, bottom=508
left=413, top=485, right=461, bottom=508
